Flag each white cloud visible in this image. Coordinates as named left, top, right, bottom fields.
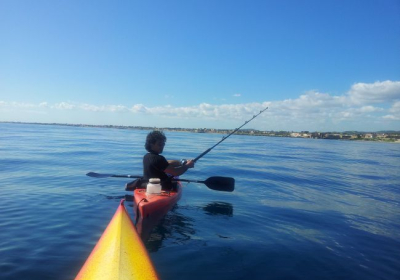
left=79, top=103, right=100, bottom=112
left=277, top=91, right=346, bottom=112
left=127, top=102, right=270, bottom=121
left=79, top=104, right=127, bottom=112
left=389, top=101, right=400, bottom=113
left=356, top=106, right=383, bottom=113
left=130, top=104, right=148, bottom=113
left=382, top=115, right=400, bottom=120
left=49, top=102, right=128, bottom=112
left=107, top=105, right=127, bottom=112
left=5, top=101, right=36, bottom=108
left=233, top=94, right=241, bottom=97
left=53, top=102, right=76, bottom=110
left=1, top=80, right=399, bottom=131
left=383, top=101, right=400, bottom=120
left=348, top=80, right=400, bottom=105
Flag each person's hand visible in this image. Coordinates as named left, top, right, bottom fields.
left=185, top=159, right=195, bottom=168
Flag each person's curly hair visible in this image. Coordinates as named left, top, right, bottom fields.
left=145, top=131, right=166, bottom=152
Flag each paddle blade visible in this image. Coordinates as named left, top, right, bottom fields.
left=86, top=172, right=113, bottom=178
left=204, top=177, right=235, bottom=192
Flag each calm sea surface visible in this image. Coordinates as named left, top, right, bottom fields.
left=0, top=123, right=399, bottom=280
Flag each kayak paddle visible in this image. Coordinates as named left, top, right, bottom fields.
left=86, top=172, right=234, bottom=192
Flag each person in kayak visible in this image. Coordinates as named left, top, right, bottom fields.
left=143, top=130, right=195, bottom=190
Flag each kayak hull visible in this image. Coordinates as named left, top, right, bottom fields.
left=134, top=184, right=183, bottom=241
left=75, top=200, right=159, bottom=280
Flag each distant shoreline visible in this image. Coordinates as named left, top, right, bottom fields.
left=2, top=121, right=400, bottom=143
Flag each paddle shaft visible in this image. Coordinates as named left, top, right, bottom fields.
left=193, top=107, right=268, bottom=162
left=174, top=178, right=205, bottom=184
left=86, top=172, right=142, bottom=179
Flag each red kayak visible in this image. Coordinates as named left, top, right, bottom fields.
left=134, top=183, right=183, bottom=241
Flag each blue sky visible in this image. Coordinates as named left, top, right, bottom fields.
left=1, top=0, right=400, bottom=131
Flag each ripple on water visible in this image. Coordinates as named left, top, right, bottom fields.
left=1, top=124, right=400, bottom=280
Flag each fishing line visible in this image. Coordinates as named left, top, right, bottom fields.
left=193, top=107, right=269, bottom=163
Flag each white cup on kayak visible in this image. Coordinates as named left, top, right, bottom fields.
left=146, top=178, right=162, bottom=194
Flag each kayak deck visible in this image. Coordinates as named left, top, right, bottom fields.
left=75, top=200, right=159, bottom=280
left=134, top=185, right=182, bottom=218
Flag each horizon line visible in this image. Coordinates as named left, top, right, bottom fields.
left=1, top=121, right=399, bottom=134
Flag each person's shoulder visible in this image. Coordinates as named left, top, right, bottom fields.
left=144, top=152, right=164, bottom=159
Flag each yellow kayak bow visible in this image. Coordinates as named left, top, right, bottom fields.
left=75, top=200, right=159, bottom=280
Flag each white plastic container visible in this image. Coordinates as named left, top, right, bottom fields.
left=146, top=178, right=162, bottom=194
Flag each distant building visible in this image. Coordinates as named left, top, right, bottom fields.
left=323, top=134, right=342, bottom=139
left=311, top=132, right=321, bottom=139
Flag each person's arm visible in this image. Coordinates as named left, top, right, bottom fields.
left=167, top=160, right=182, bottom=168
left=165, top=159, right=195, bottom=176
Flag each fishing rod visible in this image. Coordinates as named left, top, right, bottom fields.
left=192, top=106, right=268, bottom=163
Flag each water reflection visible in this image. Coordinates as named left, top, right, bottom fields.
left=124, top=194, right=134, bottom=202
left=103, top=195, right=126, bottom=200
left=203, top=202, right=233, bottom=217
left=135, top=202, right=234, bottom=252
left=101, top=194, right=134, bottom=201
left=142, top=206, right=196, bottom=252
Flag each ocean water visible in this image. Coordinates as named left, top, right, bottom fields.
left=0, top=123, right=399, bottom=280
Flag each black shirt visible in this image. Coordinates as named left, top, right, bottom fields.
left=143, top=152, right=169, bottom=181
